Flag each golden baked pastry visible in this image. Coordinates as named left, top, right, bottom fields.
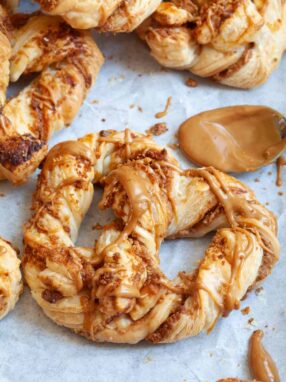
left=0, top=4, right=12, bottom=107
left=0, top=10, right=104, bottom=185
left=138, top=0, right=286, bottom=88
left=0, top=237, right=22, bottom=320
left=35, top=0, right=162, bottom=32
left=23, top=129, right=279, bottom=343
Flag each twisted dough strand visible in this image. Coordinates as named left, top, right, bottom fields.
left=138, top=0, right=286, bottom=88
left=0, top=237, right=22, bottom=320
left=36, top=0, right=161, bottom=32
left=23, top=130, right=279, bottom=343
left=0, top=12, right=104, bottom=184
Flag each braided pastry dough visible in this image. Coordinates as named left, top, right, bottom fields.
left=0, top=237, right=22, bottom=320
left=36, top=0, right=161, bottom=32
left=23, top=129, right=279, bottom=343
left=0, top=10, right=104, bottom=184
left=138, top=0, right=286, bottom=88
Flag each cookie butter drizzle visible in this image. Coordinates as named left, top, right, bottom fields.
left=276, top=156, right=286, bottom=186
left=155, top=97, right=172, bottom=119
left=249, top=330, right=280, bottom=382
left=99, top=165, right=152, bottom=255
left=187, top=167, right=279, bottom=316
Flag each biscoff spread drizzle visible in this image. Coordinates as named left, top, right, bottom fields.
left=249, top=330, right=280, bottom=382
left=276, top=156, right=286, bottom=186
left=187, top=167, right=279, bottom=315
left=99, top=165, right=152, bottom=254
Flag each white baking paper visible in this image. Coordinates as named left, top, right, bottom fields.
left=0, top=1, right=285, bottom=381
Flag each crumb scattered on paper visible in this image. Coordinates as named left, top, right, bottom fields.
left=241, top=306, right=250, bottom=315
left=247, top=317, right=258, bottom=328
left=186, top=77, right=198, bottom=87
left=146, top=123, right=168, bottom=136
left=255, top=287, right=264, bottom=296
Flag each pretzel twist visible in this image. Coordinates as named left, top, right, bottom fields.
left=36, top=0, right=162, bottom=32
left=0, top=9, right=104, bottom=184
left=0, top=237, right=22, bottom=320
left=23, top=130, right=279, bottom=343
left=138, top=0, right=286, bottom=88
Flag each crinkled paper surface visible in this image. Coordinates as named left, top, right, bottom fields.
left=0, top=2, right=285, bottom=381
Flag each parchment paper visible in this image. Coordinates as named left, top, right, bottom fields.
left=0, top=2, right=285, bottom=381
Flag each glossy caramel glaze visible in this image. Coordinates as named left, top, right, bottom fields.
left=249, top=330, right=280, bottom=382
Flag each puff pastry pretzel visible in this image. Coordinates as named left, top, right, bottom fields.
left=0, top=9, right=104, bottom=184
left=138, top=0, right=286, bottom=88
left=36, top=0, right=162, bottom=32
left=0, top=237, right=22, bottom=320
left=23, top=130, right=279, bottom=343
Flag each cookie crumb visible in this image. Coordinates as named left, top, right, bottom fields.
left=255, top=286, right=264, bottom=296
left=146, top=123, right=168, bottom=136
left=186, top=77, right=198, bottom=87
left=248, top=317, right=255, bottom=325
left=241, top=306, right=250, bottom=315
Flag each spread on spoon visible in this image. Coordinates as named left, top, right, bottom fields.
left=179, top=105, right=286, bottom=173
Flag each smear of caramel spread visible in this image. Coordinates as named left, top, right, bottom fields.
left=249, top=330, right=280, bottom=382
left=179, top=105, right=286, bottom=173
left=155, top=97, right=172, bottom=119
left=276, top=156, right=286, bottom=186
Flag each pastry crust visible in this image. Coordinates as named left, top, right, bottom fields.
left=36, top=0, right=162, bottom=32
left=138, top=0, right=286, bottom=88
left=0, top=237, right=22, bottom=320
left=0, top=11, right=104, bottom=184
left=23, top=129, right=279, bottom=343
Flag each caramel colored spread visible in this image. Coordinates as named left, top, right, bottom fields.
left=187, top=167, right=279, bottom=316
left=249, top=330, right=280, bottom=382
left=155, top=97, right=172, bottom=119
left=43, top=141, right=94, bottom=176
left=179, top=105, right=286, bottom=172
left=99, top=165, right=152, bottom=254
left=276, top=156, right=286, bottom=186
